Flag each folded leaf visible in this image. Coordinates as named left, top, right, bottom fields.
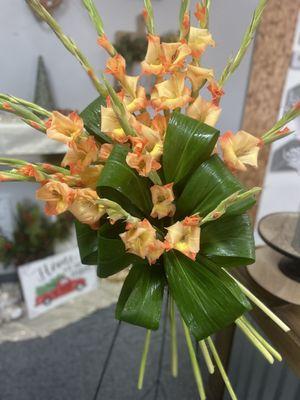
left=116, top=264, right=166, bottom=330
left=163, top=113, right=219, bottom=184
left=80, top=96, right=113, bottom=143
left=200, top=214, right=255, bottom=267
left=97, top=222, right=146, bottom=278
left=176, top=155, right=255, bottom=218
left=164, top=251, right=250, bottom=340
left=75, top=220, right=98, bottom=265
left=97, top=145, right=152, bottom=217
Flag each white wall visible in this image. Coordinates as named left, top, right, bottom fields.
left=0, top=0, right=259, bottom=133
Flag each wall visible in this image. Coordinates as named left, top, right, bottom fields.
left=0, top=0, right=259, bottom=133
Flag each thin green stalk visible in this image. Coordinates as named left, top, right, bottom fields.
left=218, top=0, right=268, bottom=87
left=26, top=0, right=106, bottom=97
left=138, top=330, right=152, bottom=390
left=206, top=337, right=237, bottom=400
left=179, top=0, right=190, bottom=40
left=224, top=270, right=291, bottom=333
left=0, top=171, right=33, bottom=182
left=169, top=297, right=178, bottom=377
left=0, top=94, right=51, bottom=117
left=199, top=340, right=215, bottom=374
left=181, top=319, right=206, bottom=400
left=262, top=105, right=300, bottom=143
left=82, top=0, right=116, bottom=56
left=235, top=318, right=274, bottom=364
left=144, top=0, right=155, bottom=34
left=0, top=158, right=29, bottom=167
left=240, top=316, right=282, bottom=362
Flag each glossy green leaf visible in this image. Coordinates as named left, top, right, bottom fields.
left=176, top=155, right=256, bottom=218
left=116, top=264, right=165, bottom=330
left=97, top=222, right=146, bottom=278
left=163, top=113, right=219, bottom=184
left=74, top=221, right=98, bottom=265
left=97, top=144, right=152, bottom=217
left=80, top=96, right=113, bottom=143
left=200, top=214, right=255, bottom=267
left=164, top=251, right=250, bottom=340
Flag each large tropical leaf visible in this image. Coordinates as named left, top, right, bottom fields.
left=200, top=214, right=255, bottom=267
left=80, top=96, right=113, bottom=143
left=97, top=222, right=146, bottom=278
left=176, top=155, right=256, bottom=218
left=163, top=113, right=219, bottom=184
left=115, top=263, right=166, bottom=330
left=164, top=251, right=250, bottom=340
left=74, top=221, right=98, bottom=265
left=97, top=145, right=152, bottom=217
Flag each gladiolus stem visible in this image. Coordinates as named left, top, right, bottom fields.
left=235, top=318, right=274, bottom=364
left=26, top=0, right=107, bottom=98
left=206, top=337, right=237, bottom=400
left=137, top=330, right=151, bottom=390
left=181, top=318, right=206, bottom=400
left=148, top=171, right=163, bottom=186
left=0, top=94, right=51, bottom=118
left=179, top=0, right=190, bottom=40
left=144, top=0, right=155, bottom=34
left=199, top=340, right=215, bottom=374
left=224, top=270, right=291, bottom=333
left=218, top=0, right=268, bottom=88
left=169, top=297, right=178, bottom=377
left=0, top=172, right=33, bottom=182
left=240, top=316, right=282, bottom=362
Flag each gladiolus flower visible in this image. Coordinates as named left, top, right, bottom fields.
left=151, top=72, right=192, bottom=110
left=126, top=136, right=161, bottom=177
left=188, top=27, right=215, bottom=58
left=165, top=216, right=201, bottom=261
left=187, top=97, right=221, bottom=127
left=80, top=165, right=104, bottom=190
left=100, top=106, right=129, bottom=143
left=151, top=114, right=168, bottom=138
left=220, top=130, right=261, bottom=172
left=36, top=181, right=75, bottom=216
left=99, top=143, right=114, bottom=162
left=120, top=219, right=165, bottom=264
left=150, top=183, right=176, bottom=219
left=46, top=112, right=84, bottom=144
left=181, top=12, right=190, bottom=39
left=187, top=64, right=214, bottom=93
left=160, top=42, right=191, bottom=72
left=208, top=81, right=225, bottom=106
left=141, top=35, right=165, bottom=75
left=61, top=136, right=99, bottom=174
left=17, top=165, right=46, bottom=182
left=69, top=188, right=105, bottom=227
left=97, top=35, right=116, bottom=56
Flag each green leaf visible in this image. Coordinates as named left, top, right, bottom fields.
left=200, top=214, right=255, bottom=267
left=80, top=96, right=113, bottom=143
left=176, top=155, right=255, bottom=218
left=97, top=222, right=146, bottom=278
left=97, top=144, right=152, bottom=217
left=116, top=264, right=165, bottom=330
left=74, top=221, right=98, bottom=265
left=164, top=251, right=250, bottom=340
left=163, top=113, right=219, bottom=184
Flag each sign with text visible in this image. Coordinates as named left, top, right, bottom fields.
left=18, top=248, right=98, bottom=319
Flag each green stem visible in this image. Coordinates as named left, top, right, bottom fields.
left=181, top=319, right=206, bottom=400
left=206, top=337, right=237, bottom=400
left=235, top=319, right=274, bottom=364
left=137, top=330, right=152, bottom=390
left=240, top=316, right=282, bottom=362
left=199, top=340, right=215, bottom=374
left=148, top=171, right=163, bottom=186
left=169, top=297, right=178, bottom=377
left=225, top=270, right=290, bottom=333
left=0, top=93, right=51, bottom=117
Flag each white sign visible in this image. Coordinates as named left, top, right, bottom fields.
left=0, top=193, right=14, bottom=239
left=18, top=248, right=98, bottom=319
left=255, top=13, right=300, bottom=245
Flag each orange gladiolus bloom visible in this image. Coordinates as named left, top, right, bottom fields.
left=62, top=136, right=100, bottom=174
left=151, top=72, right=192, bottom=110
left=69, top=188, right=105, bottom=227
left=165, top=216, right=201, bottom=261
left=100, top=106, right=129, bottom=143
left=220, top=130, right=261, bottom=172
left=141, top=35, right=165, bottom=75
left=150, top=183, right=176, bottom=219
left=79, top=165, right=104, bottom=190
left=99, top=143, right=114, bottom=162
left=17, top=165, right=46, bottom=182
left=188, top=27, right=215, bottom=58
left=187, top=97, right=221, bottom=127
left=126, top=136, right=161, bottom=177
left=120, top=219, right=165, bottom=264
left=187, top=64, right=214, bottom=93
left=36, top=181, right=75, bottom=216
left=160, top=42, right=191, bottom=72
left=46, top=112, right=84, bottom=144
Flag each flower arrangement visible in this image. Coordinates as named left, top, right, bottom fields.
left=1, top=0, right=299, bottom=398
